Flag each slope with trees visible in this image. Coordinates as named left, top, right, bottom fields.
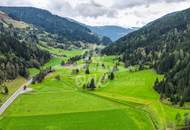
left=0, top=12, right=51, bottom=84
left=102, top=8, right=190, bottom=105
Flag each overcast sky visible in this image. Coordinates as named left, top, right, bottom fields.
left=0, top=0, right=190, bottom=27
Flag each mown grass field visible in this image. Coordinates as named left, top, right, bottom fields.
left=0, top=49, right=190, bottom=130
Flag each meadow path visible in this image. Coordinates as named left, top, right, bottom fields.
left=0, top=79, right=33, bottom=115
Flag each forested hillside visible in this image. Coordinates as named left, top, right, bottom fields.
left=0, top=7, right=112, bottom=45
left=0, top=12, right=50, bottom=83
left=103, top=8, right=190, bottom=105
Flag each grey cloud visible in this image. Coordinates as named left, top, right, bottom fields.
left=112, top=0, right=188, bottom=9
left=48, top=0, right=73, bottom=12
left=75, top=0, right=118, bottom=18
left=47, top=0, right=75, bottom=16
left=0, top=0, right=189, bottom=27
left=48, top=0, right=117, bottom=18
left=0, top=0, right=33, bottom=6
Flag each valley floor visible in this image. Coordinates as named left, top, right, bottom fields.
left=0, top=49, right=190, bottom=130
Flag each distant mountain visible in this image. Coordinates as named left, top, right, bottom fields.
left=65, top=18, right=138, bottom=42
left=0, top=6, right=112, bottom=45
left=87, top=25, right=138, bottom=41
left=103, top=8, right=190, bottom=104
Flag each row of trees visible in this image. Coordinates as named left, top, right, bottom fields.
left=65, top=55, right=82, bottom=65
left=32, top=67, right=55, bottom=84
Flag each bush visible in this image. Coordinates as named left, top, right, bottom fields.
left=61, top=60, right=65, bottom=66
left=1, top=85, right=9, bottom=95
left=55, top=75, right=61, bottom=80
left=82, top=84, right=86, bottom=90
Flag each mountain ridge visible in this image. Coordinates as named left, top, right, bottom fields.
left=0, top=6, right=112, bottom=45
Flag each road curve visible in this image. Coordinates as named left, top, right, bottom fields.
left=0, top=79, right=33, bottom=115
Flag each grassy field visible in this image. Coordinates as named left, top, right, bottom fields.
left=0, top=49, right=190, bottom=130
left=38, top=43, right=83, bottom=57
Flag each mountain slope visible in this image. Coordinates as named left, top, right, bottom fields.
left=103, top=8, right=190, bottom=105
left=0, top=6, right=112, bottom=45
left=88, top=25, right=138, bottom=41
left=0, top=11, right=50, bottom=82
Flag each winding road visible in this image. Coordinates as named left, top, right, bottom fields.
left=0, top=79, right=33, bottom=115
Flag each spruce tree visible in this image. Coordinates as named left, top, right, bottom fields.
left=85, top=68, right=90, bottom=74
left=89, top=78, right=96, bottom=90
left=109, top=72, right=115, bottom=80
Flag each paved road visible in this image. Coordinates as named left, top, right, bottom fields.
left=0, top=79, right=33, bottom=115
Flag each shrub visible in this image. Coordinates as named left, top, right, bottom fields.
left=55, top=75, right=61, bottom=80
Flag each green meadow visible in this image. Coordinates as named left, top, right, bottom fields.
left=0, top=49, right=190, bottom=130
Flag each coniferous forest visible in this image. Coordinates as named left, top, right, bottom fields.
left=103, top=8, right=190, bottom=105
left=0, top=22, right=50, bottom=83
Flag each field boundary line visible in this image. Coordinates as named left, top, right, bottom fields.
left=81, top=91, right=159, bottom=130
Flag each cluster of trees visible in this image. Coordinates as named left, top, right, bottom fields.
left=0, top=22, right=51, bottom=83
left=66, top=55, right=82, bottom=65
left=154, top=50, right=190, bottom=106
left=82, top=71, right=115, bottom=91
left=101, top=72, right=115, bottom=83
left=32, top=67, right=54, bottom=84
left=83, top=78, right=96, bottom=90
left=102, top=8, right=190, bottom=105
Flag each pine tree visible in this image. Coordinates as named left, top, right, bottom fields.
left=85, top=68, right=90, bottom=74
left=175, top=113, right=181, bottom=125
left=184, top=113, right=190, bottom=126
left=90, top=78, right=96, bottom=90
left=109, top=72, right=115, bottom=80
left=4, top=86, right=8, bottom=94
left=88, top=78, right=96, bottom=90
